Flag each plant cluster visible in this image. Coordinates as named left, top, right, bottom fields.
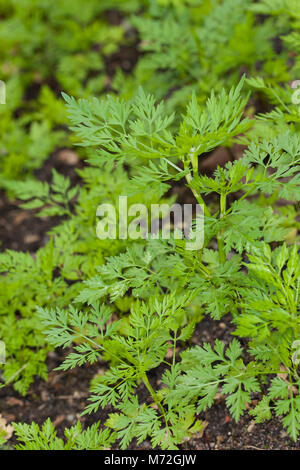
left=0, top=0, right=299, bottom=451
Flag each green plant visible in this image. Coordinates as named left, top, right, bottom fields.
left=115, top=0, right=289, bottom=113
left=13, top=418, right=115, bottom=450
left=0, top=0, right=299, bottom=451
left=0, top=130, right=176, bottom=394
left=173, top=244, right=300, bottom=441
left=22, top=79, right=299, bottom=449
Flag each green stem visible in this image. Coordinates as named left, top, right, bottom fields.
left=173, top=332, right=177, bottom=367
left=271, top=89, right=291, bottom=115
left=142, top=373, right=167, bottom=423
left=185, top=170, right=211, bottom=217
left=162, top=157, right=183, bottom=173
left=0, top=363, right=28, bottom=389
left=191, top=152, right=198, bottom=174
left=217, top=192, right=226, bottom=264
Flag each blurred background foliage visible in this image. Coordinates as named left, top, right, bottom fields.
left=0, top=0, right=297, bottom=189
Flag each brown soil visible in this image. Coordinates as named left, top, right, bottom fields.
left=0, top=192, right=61, bottom=252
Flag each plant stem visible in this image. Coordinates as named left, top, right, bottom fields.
left=162, top=157, right=183, bottom=173
left=0, top=363, right=28, bottom=388
left=217, top=192, right=226, bottom=264
left=185, top=169, right=211, bottom=217
left=142, top=373, right=167, bottom=422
